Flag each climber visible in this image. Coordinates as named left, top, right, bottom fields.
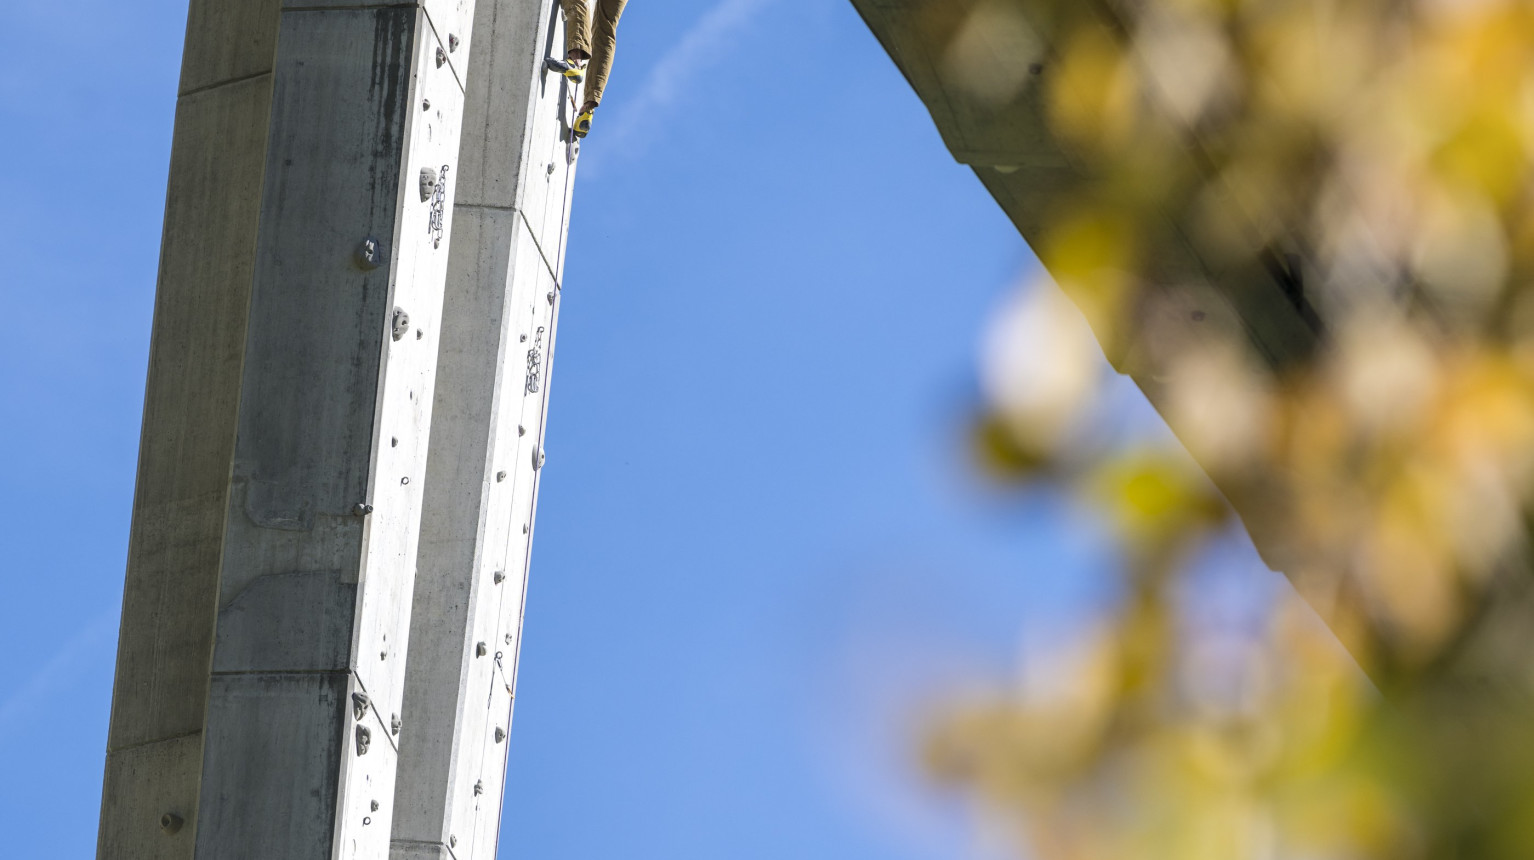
left=547, top=0, right=629, bottom=139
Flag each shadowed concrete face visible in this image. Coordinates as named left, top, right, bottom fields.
left=848, top=0, right=1320, bottom=375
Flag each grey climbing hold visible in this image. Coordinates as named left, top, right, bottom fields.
left=356, top=237, right=383, bottom=271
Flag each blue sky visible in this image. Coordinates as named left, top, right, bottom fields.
left=0, top=0, right=1224, bottom=856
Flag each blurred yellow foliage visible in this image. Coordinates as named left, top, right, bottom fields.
left=1082, top=451, right=1226, bottom=548
left=937, top=0, right=1534, bottom=857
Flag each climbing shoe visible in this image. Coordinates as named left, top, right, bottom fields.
left=544, top=57, right=584, bottom=83
left=574, top=107, right=594, bottom=138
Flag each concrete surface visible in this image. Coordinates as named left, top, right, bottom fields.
left=99, top=0, right=479, bottom=855
left=847, top=0, right=1321, bottom=573
left=390, top=1, right=578, bottom=857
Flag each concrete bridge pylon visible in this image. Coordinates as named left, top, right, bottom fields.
left=97, top=0, right=579, bottom=857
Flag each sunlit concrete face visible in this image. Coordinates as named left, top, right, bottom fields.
left=390, top=0, right=582, bottom=857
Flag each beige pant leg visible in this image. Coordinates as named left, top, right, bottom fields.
left=584, top=0, right=628, bottom=106
left=560, top=0, right=591, bottom=59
